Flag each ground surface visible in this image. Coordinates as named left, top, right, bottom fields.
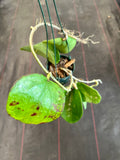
left=0, top=0, right=120, bottom=160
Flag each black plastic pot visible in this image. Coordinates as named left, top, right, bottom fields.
left=48, top=55, right=75, bottom=85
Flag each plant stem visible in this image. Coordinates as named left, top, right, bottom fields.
left=31, top=21, right=99, bottom=45
left=29, top=26, right=49, bottom=74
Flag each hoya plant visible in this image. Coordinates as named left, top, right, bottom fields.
left=6, top=22, right=102, bottom=124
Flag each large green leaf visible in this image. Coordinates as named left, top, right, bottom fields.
left=43, top=36, right=77, bottom=53
left=77, top=82, right=101, bottom=104
left=21, top=42, right=60, bottom=65
left=6, top=74, right=65, bottom=124
left=61, top=89, right=83, bottom=123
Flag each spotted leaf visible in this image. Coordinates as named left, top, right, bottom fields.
left=77, top=82, right=101, bottom=104
left=61, top=89, right=83, bottom=123
left=6, top=74, right=65, bottom=124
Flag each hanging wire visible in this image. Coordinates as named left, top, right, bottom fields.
left=38, top=0, right=71, bottom=78
left=45, top=0, right=57, bottom=70
left=38, top=0, right=49, bottom=68
left=53, top=0, right=70, bottom=57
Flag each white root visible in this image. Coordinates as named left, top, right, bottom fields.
left=61, top=28, right=100, bottom=45
left=60, top=68, right=102, bottom=87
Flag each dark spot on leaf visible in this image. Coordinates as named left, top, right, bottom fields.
left=31, top=113, right=37, bottom=116
left=22, top=110, right=24, bottom=111
left=17, top=107, right=21, bottom=110
left=36, top=106, right=40, bottom=110
left=10, top=101, right=19, bottom=106
left=48, top=115, right=54, bottom=118
left=44, top=116, right=47, bottom=118
left=48, top=115, right=57, bottom=120
left=8, top=114, right=11, bottom=116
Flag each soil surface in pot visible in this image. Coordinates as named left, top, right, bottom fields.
left=48, top=57, right=75, bottom=78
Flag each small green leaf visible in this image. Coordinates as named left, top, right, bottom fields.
left=21, top=42, right=60, bottom=65
left=82, top=102, right=87, bottom=110
left=6, top=74, right=65, bottom=124
left=77, top=82, right=101, bottom=104
left=43, top=36, right=77, bottom=54
left=61, top=89, right=83, bottom=123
